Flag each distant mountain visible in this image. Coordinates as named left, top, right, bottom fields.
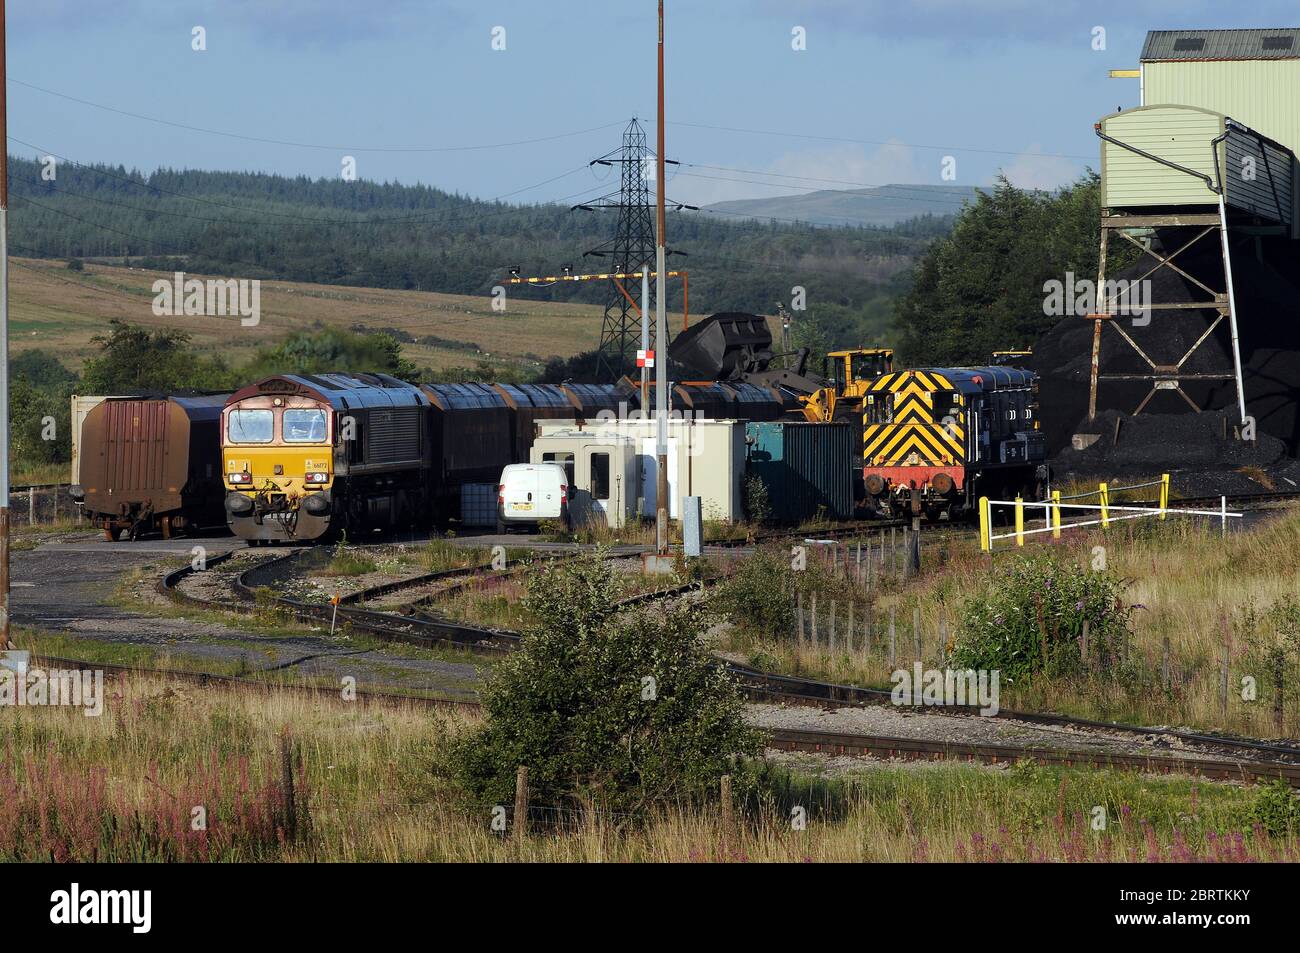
left=702, top=184, right=981, bottom=228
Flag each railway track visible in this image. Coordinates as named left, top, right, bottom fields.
left=767, top=727, right=1300, bottom=787
left=25, top=652, right=1300, bottom=789
left=155, top=542, right=1300, bottom=781
left=727, top=663, right=1300, bottom=761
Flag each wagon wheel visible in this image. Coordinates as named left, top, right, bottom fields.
left=104, top=526, right=123, bottom=542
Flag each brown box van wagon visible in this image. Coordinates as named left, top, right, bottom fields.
left=72, top=395, right=230, bottom=540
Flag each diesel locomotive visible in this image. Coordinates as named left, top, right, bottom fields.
left=222, top=373, right=432, bottom=542
left=861, top=366, right=1047, bottom=521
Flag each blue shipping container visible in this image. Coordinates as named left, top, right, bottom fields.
left=745, top=421, right=854, bottom=523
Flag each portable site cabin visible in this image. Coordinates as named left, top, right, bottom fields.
left=529, top=430, right=638, bottom=529
left=532, top=417, right=746, bottom=524
left=1097, top=104, right=1299, bottom=230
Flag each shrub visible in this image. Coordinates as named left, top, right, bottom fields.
left=1248, top=780, right=1300, bottom=838
left=950, top=553, right=1134, bottom=683
left=446, top=551, right=761, bottom=814
left=743, top=473, right=771, bottom=525
left=715, top=547, right=795, bottom=640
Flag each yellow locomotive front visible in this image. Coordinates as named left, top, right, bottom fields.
left=222, top=385, right=335, bottom=542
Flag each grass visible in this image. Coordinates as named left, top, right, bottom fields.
left=0, top=670, right=1295, bottom=862
left=718, top=507, right=1300, bottom=737
left=9, top=257, right=614, bottom=375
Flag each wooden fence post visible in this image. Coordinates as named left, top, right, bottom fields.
left=29, top=489, right=35, bottom=526
left=279, top=734, right=298, bottom=842
left=720, top=774, right=733, bottom=836
left=1274, top=655, right=1285, bottom=736
left=514, top=766, right=530, bottom=842
left=1081, top=620, right=1090, bottom=671
left=810, top=592, right=818, bottom=648
left=846, top=601, right=854, bottom=654
left=829, top=600, right=837, bottom=652
left=888, top=607, right=896, bottom=668
left=913, top=607, right=921, bottom=664
left=796, top=592, right=805, bottom=646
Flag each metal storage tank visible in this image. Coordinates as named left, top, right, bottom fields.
left=1098, top=105, right=1298, bottom=226
left=745, top=421, right=854, bottom=523
left=419, top=382, right=513, bottom=484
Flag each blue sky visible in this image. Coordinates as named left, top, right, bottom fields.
left=8, top=1, right=1300, bottom=208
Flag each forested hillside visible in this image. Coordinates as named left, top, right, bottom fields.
left=8, top=154, right=951, bottom=351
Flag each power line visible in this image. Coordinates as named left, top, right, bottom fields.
left=682, top=162, right=984, bottom=199
left=8, top=77, right=624, bottom=153
left=659, top=118, right=1095, bottom=162
left=675, top=170, right=975, bottom=206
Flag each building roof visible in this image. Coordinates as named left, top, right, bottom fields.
left=1142, top=28, right=1300, bottom=62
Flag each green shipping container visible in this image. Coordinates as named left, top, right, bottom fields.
left=745, top=421, right=853, bottom=523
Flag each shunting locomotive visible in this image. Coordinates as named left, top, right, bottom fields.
left=862, top=366, right=1047, bottom=521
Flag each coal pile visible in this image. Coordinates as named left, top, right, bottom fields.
left=1051, top=407, right=1300, bottom=497
left=1029, top=234, right=1300, bottom=468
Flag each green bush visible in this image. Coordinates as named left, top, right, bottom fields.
left=743, top=473, right=771, bottom=525
left=950, top=553, right=1134, bottom=683
left=1248, top=780, right=1300, bottom=838
left=446, top=551, right=760, bottom=814
left=715, top=547, right=795, bottom=640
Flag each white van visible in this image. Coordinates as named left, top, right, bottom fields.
left=497, top=463, right=568, bottom=533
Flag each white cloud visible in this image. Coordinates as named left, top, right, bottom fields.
left=999, top=144, right=1083, bottom=190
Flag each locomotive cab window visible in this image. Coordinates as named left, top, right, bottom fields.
left=283, top=408, right=327, bottom=443
left=227, top=409, right=273, bottom=444
left=866, top=394, right=892, bottom=424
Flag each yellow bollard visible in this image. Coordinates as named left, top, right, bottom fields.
left=978, top=496, right=991, bottom=552
left=1099, top=482, right=1109, bottom=528
left=1159, top=472, right=1169, bottom=520
left=1051, top=489, right=1061, bottom=539
left=1014, top=495, right=1024, bottom=546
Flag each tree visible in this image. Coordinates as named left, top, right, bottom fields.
left=80, top=320, right=234, bottom=393
left=894, top=173, right=1103, bottom=365
left=446, top=552, right=760, bottom=814
left=243, top=328, right=418, bottom=379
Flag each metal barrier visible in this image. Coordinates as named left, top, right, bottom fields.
left=979, top=483, right=1241, bottom=552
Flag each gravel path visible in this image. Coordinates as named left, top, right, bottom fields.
left=11, top=537, right=484, bottom=699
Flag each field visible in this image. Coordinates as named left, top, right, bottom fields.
left=718, top=509, right=1300, bottom=738
left=2, top=671, right=1295, bottom=862
left=9, top=257, right=622, bottom=375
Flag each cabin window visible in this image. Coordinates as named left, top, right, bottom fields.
left=283, top=408, right=327, bottom=443
left=542, top=451, right=575, bottom=486
left=227, top=409, right=273, bottom=444
left=590, top=452, right=610, bottom=501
